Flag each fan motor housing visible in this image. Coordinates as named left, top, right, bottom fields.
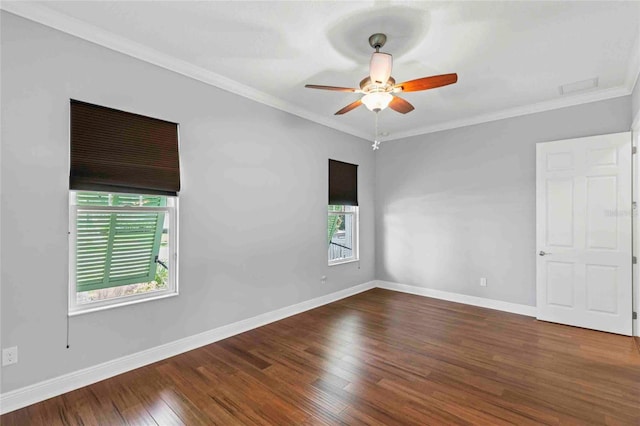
left=360, top=76, right=396, bottom=93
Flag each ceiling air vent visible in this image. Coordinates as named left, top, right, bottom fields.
left=559, top=77, right=599, bottom=95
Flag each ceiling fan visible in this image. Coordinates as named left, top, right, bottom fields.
left=305, top=33, right=458, bottom=115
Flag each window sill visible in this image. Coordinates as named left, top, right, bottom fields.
left=69, top=291, right=178, bottom=316
left=328, top=258, right=360, bottom=267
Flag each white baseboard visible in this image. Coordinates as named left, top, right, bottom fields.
left=0, top=281, right=376, bottom=415
left=376, top=280, right=537, bottom=317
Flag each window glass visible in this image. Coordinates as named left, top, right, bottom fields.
left=328, top=205, right=358, bottom=264
left=70, top=191, right=177, bottom=313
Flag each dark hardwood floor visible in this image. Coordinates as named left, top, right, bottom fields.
left=3, top=288, right=639, bottom=425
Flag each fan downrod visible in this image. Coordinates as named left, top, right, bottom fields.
left=368, top=33, right=387, bottom=52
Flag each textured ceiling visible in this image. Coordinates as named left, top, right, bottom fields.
left=3, top=1, right=640, bottom=141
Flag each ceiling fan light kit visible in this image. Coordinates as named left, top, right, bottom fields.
left=362, top=92, right=393, bottom=112
left=305, top=33, right=458, bottom=149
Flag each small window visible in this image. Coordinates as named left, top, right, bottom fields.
left=328, top=159, right=359, bottom=266
left=69, top=191, right=178, bottom=314
left=328, top=205, right=358, bottom=265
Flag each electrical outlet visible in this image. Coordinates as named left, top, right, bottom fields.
left=480, top=277, right=487, bottom=287
left=321, top=275, right=327, bottom=284
left=2, top=346, right=18, bottom=366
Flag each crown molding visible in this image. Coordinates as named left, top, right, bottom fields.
left=0, top=2, right=371, bottom=141
left=385, top=86, right=631, bottom=141
left=1, top=2, right=638, bottom=143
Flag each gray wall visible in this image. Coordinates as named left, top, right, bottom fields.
left=375, top=97, right=632, bottom=307
left=0, top=12, right=375, bottom=392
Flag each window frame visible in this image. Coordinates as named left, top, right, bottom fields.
left=328, top=205, right=359, bottom=266
left=68, top=191, right=179, bottom=315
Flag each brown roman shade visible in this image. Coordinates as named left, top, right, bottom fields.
left=70, top=100, right=180, bottom=196
left=328, top=159, right=358, bottom=206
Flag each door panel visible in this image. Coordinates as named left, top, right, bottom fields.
left=536, top=132, right=632, bottom=335
left=546, top=179, right=574, bottom=247
left=586, top=176, right=617, bottom=249
left=587, top=146, right=618, bottom=167
left=546, top=261, right=574, bottom=307
left=585, top=264, right=618, bottom=314
left=546, top=151, right=574, bottom=171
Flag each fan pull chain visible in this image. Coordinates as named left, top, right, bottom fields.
left=372, top=111, right=381, bottom=150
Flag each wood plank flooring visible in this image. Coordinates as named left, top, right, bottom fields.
left=3, top=288, right=639, bottom=425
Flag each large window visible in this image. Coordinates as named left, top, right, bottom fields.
left=69, top=191, right=177, bottom=314
left=328, top=205, right=358, bottom=265
left=328, top=159, right=359, bottom=265
left=69, top=100, right=181, bottom=314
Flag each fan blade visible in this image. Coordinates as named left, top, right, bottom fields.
left=335, top=99, right=363, bottom=115
left=305, top=84, right=358, bottom=92
left=388, top=96, right=415, bottom=114
left=395, top=73, right=458, bottom=92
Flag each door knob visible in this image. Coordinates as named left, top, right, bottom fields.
left=539, top=251, right=550, bottom=256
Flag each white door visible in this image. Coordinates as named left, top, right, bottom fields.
left=536, top=132, right=632, bottom=335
